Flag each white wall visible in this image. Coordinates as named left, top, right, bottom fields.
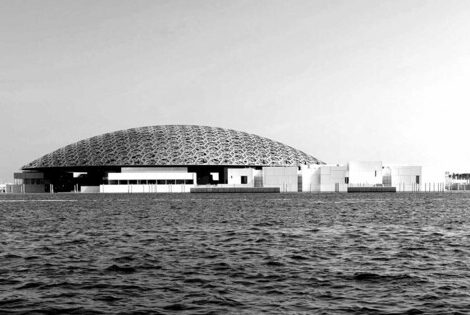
left=388, top=165, right=422, bottom=192
left=121, top=167, right=188, bottom=173
left=227, top=168, right=254, bottom=187
left=100, top=184, right=195, bottom=193
left=348, top=161, right=383, bottom=186
left=104, top=169, right=197, bottom=193
left=300, top=162, right=424, bottom=193
left=320, top=165, right=348, bottom=192
left=108, top=172, right=195, bottom=180
left=300, top=164, right=321, bottom=192
left=263, top=167, right=298, bottom=192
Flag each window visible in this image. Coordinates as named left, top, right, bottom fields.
left=416, top=175, right=420, bottom=184
left=119, top=180, right=128, bottom=185
left=129, top=180, right=137, bottom=185
left=241, top=176, right=248, bottom=184
left=148, top=180, right=156, bottom=185
left=138, top=180, right=147, bottom=184
left=109, top=180, right=118, bottom=185
left=167, top=180, right=176, bottom=185
left=157, top=180, right=165, bottom=185
left=185, top=179, right=194, bottom=184
left=176, top=180, right=185, bottom=184
left=345, top=177, right=349, bottom=184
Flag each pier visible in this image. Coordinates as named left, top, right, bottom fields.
left=348, top=187, right=397, bottom=193
left=191, top=187, right=280, bottom=193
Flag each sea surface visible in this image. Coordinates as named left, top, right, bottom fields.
left=0, top=193, right=469, bottom=314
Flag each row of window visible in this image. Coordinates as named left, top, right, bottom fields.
left=23, top=179, right=44, bottom=185
left=106, top=179, right=194, bottom=185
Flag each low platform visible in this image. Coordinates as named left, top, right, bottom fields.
left=348, top=187, right=396, bottom=193
left=190, top=187, right=280, bottom=193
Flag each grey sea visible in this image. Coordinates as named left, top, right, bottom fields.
left=0, top=193, right=469, bottom=314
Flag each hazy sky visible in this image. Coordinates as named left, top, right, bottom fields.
left=1, top=0, right=469, bottom=182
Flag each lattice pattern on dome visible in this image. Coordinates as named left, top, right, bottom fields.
left=22, top=125, right=323, bottom=169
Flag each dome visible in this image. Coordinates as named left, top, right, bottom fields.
left=22, top=125, right=323, bottom=169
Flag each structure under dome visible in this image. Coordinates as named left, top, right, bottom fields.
left=10, top=126, right=423, bottom=194
left=13, top=125, right=323, bottom=193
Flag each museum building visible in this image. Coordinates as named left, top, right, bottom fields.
left=9, top=125, right=421, bottom=193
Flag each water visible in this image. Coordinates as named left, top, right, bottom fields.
left=0, top=193, right=469, bottom=314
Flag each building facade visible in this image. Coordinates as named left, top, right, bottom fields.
left=300, top=162, right=422, bottom=192
left=10, top=125, right=323, bottom=193
left=9, top=125, right=422, bottom=194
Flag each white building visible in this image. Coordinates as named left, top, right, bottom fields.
left=348, top=161, right=383, bottom=186
left=263, top=166, right=298, bottom=192
left=385, top=165, right=422, bottom=192
left=14, top=125, right=426, bottom=194
left=55, top=162, right=423, bottom=194
left=100, top=167, right=196, bottom=193
left=299, top=161, right=422, bottom=192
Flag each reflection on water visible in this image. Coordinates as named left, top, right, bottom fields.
left=0, top=193, right=469, bottom=314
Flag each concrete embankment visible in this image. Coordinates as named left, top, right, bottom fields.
left=191, top=187, right=280, bottom=193
left=348, top=187, right=397, bottom=193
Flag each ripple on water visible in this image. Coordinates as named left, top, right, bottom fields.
left=0, top=193, right=469, bottom=314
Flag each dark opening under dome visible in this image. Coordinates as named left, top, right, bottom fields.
left=22, top=125, right=323, bottom=169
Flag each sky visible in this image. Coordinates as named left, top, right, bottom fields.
left=1, top=0, right=469, bottom=182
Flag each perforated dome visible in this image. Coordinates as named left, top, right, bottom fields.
left=22, top=125, right=323, bottom=169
